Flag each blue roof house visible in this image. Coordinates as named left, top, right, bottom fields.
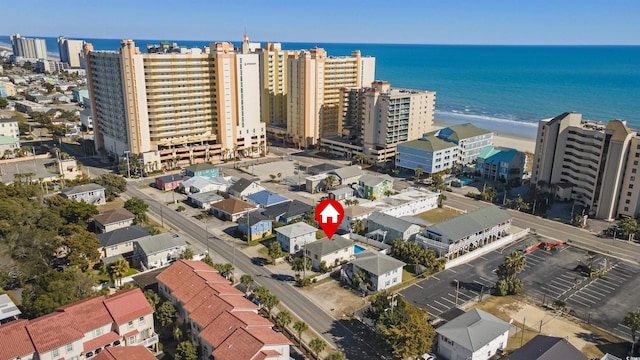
left=246, top=190, right=289, bottom=208
left=237, top=212, right=273, bottom=241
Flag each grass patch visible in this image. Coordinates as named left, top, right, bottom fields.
left=124, top=268, right=138, bottom=276
left=415, top=207, right=461, bottom=224
left=244, top=234, right=275, bottom=248
left=402, top=268, right=416, bottom=282
left=316, top=230, right=326, bottom=239
left=96, top=197, right=125, bottom=212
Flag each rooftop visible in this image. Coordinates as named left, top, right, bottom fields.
left=103, top=288, right=154, bottom=325
left=60, top=183, right=104, bottom=196
left=307, top=162, right=341, bottom=174
left=275, top=222, right=318, bottom=238
left=505, top=335, right=587, bottom=360
left=437, top=123, right=492, bottom=141
left=0, top=293, right=21, bottom=321
left=228, top=177, right=260, bottom=193
left=359, top=174, right=393, bottom=187
left=0, top=320, right=34, bottom=359
left=436, top=308, right=512, bottom=352
left=477, top=146, right=521, bottom=165
left=425, top=205, right=511, bottom=241
left=93, top=345, right=157, bottom=360
left=351, top=250, right=406, bottom=276
left=237, top=211, right=272, bottom=226
left=96, top=225, right=149, bottom=248
left=331, top=165, right=363, bottom=180
left=398, top=134, right=458, bottom=152
left=185, top=162, right=217, bottom=172
left=368, top=211, right=419, bottom=233
left=262, top=199, right=313, bottom=220
left=305, top=236, right=354, bottom=256
left=246, top=190, right=289, bottom=207
left=135, top=233, right=186, bottom=255
left=94, top=208, right=135, bottom=226
left=210, top=198, right=255, bottom=214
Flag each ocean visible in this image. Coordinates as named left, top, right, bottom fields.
left=2, top=35, right=640, bottom=138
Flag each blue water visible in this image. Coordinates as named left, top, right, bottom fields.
left=2, top=35, right=640, bottom=130
left=354, top=244, right=366, bottom=254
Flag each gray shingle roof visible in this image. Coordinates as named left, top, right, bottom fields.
left=60, top=183, right=104, bottom=196
left=440, top=123, right=492, bottom=141
left=97, top=225, right=150, bottom=248
left=436, top=308, right=512, bottom=352
left=425, top=205, right=511, bottom=241
left=188, top=191, right=223, bottom=204
left=505, top=335, right=587, bottom=360
left=350, top=250, right=405, bottom=276
left=398, top=135, right=458, bottom=152
left=305, top=236, right=353, bottom=257
left=329, top=187, right=354, bottom=197
left=308, top=163, right=341, bottom=174
left=237, top=211, right=272, bottom=226
left=359, top=174, right=392, bottom=188
left=367, top=211, right=416, bottom=233
left=228, top=177, right=255, bottom=193
left=331, top=165, right=363, bottom=180
left=262, top=200, right=313, bottom=220
left=135, top=233, right=186, bottom=255
left=275, top=222, right=318, bottom=238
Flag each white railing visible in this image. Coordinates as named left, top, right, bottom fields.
left=444, top=228, right=530, bottom=269
left=139, top=335, right=158, bottom=347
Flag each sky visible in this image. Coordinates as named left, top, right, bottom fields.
left=2, top=0, right=640, bottom=45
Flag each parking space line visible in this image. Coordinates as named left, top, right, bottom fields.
left=432, top=276, right=440, bottom=281
left=441, top=297, right=456, bottom=305
left=566, top=296, right=593, bottom=307
left=448, top=269, right=457, bottom=274
left=434, top=300, right=450, bottom=309
left=457, top=292, right=473, bottom=300
left=479, top=276, right=493, bottom=283
left=426, top=304, right=444, bottom=315
left=587, top=285, right=610, bottom=294
left=595, top=278, right=619, bottom=289
left=559, top=273, right=577, bottom=280
left=574, top=290, right=601, bottom=301
left=553, top=277, right=575, bottom=286
left=541, top=287, right=562, bottom=297
left=547, top=283, right=568, bottom=292
left=414, top=284, right=423, bottom=289
left=571, top=293, right=596, bottom=304
left=479, top=256, right=488, bottom=261
left=604, top=273, right=628, bottom=282
left=581, top=285, right=609, bottom=295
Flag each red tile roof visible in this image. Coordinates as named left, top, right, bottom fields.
left=93, top=345, right=157, bottom=360
left=94, top=208, right=135, bottom=226
left=255, top=349, right=282, bottom=359
left=103, top=289, right=153, bottom=326
left=199, top=311, right=246, bottom=348
left=213, top=327, right=288, bottom=360
left=246, top=327, right=291, bottom=346
left=171, top=280, right=208, bottom=305
left=82, top=331, right=121, bottom=352
left=189, top=295, right=235, bottom=328
left=57, top=296, right=113, bottom=333
left=218, top=294, right=260, bottom=310
left=156, top=260, right=220, bottom=292
left=26, top=312, right=84, bottom=353
left=208, top=282, right=244, bottom=296
left=0, top=320, right=35, bottom=359
left=231, top=311, right=274, bottom=327
left=183, top=287, right=220, bottom=313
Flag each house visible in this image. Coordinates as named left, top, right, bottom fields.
left=307, top=162, right=341, bottom=175
left=94, top=345, right=157, bottom=360
left=237, top=211, right=273, bottom=241
left=155, top=174, right=183, bottom=191
left=339, top=205, right=373, bottom=232
left=0, top=289, right=156, bottom=360
left=51, top=93, right=71, bottom=103
left=0, top=293, right=21, bottom=323
left=262, top=199, right=313, bottom=223
left=330, top=165, right=363, bottom=185
left=97, top=225, right=149, bottom=260
left=60, top=183, right=106, bottom=205
left=366, top=211, right=421, bottom=243
left=346, top=250, right=405, bottom=291
left=358, top=174, right=393, bottom=200
left=436, top=308, right=511, bottom=360
left=133, top=233, right=187, bottom=270
left=506, top=335, right=587, bottom=360
left=415, top=205, right=512, bottom=259
left=227, top=177, right=265, bottom=199
left=329, top=187, right=355, bottom=202
left=209, top=198, right=255, bottom=221
left=476, top=146, right=526, bottom=184
left=246, top=190, right=290, bottom=208
left=305, top=236, right=354, bottom=271
left=156, top=261, right=291, bottom=359
left=305, top=173, right=328, bottom=194
left=0, top=135, right=20, bottom=155
left=275, top=222, right=318, bottom=253
left=80, top=108, right=93, bottom=130
left=395, top=134, right=459, bottom=173
left=188, top=191, right=224, bottom=210
left=181, top=176, right=219, bottom=194
left=184, top=162, right=220, bottom=178
left=93, top=208, right=135, bottom=233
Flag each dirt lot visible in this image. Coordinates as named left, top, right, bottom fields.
left=473, top=296, right=629, bottom=359
left=302, top=280, right=367, bottom=318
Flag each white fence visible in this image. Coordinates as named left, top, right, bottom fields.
left=444, top=228, right=530, bottom=269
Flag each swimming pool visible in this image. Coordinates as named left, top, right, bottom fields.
left=354, top=244, right=366, bottom=254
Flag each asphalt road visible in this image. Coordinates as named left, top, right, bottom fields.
left=124, top=185, right=392, bottom=359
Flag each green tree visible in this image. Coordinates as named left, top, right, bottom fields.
left=212, top=263, right=234, bottom=279
left=46, top=196, right=98, bottom=225
left=0, top=97, right=8, bottom=109
left=144, top=289, right=160, bottom=311
left=252, top=286, right=270, bottom=301
left=95, top=173, right=127, bottom=200
left=619, top=217, right=639, bottom=239
left=495, top=250, right=527, bottom=295
left=157, top=301, right=177, bottom=328
left=293, top=320, right=308, bottom=346
left=180, top=247, right=194, bottom=260
left=326, top=351, right=347, bottom=360
left=173, top=326, right=183, bottom=342
left=414, top=167, right=424, bottom=182
left=261, top=293, right=280, bottom=318
left=240, top=274, right=254, bottom=295
left=175, top=341, right=197, bottom=360
left=325, top=175, right=336, bottom=192
left=351, top=219, right=366, bottom=235
left=268, top=241, right=283, bottom=263
left=201, top=254, right=214, bottom=267
left=274, top=310, right=292, bottom=331
left=623, top=309, right=640, bottom=343
left=309, top=338, right=327, bottom=360
left=124, top=197, right=149, bottom=224
left=291, top=257, right=310, bottom=278
left=107, top=258, right=130, bottom=287
left=57, top=224, right=101, bottom=271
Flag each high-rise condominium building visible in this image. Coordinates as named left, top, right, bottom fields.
left=85, top=39, right=265, bottom=170
left=10, top=34, right=47, bottom=60
left=58, top=36, right=85, bottom=68
left=287, top=48, right=375, bottom=148
left=322, top=81, right=435, bottom=164
left=531, top=112, right=640, bottom=220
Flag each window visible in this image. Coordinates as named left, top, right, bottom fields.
left=128, top=320, right=134, bottom=329
left=66, top=343, right=73, bottom=352
left=128, top=335, right=136, bottom=344
left=139, top=316, right=145, bottom=324
left=94, top=328, right=103, bottom=337
left=53, top=348, right=60, bottom=357
left=630, top=184, right=634, bottom=189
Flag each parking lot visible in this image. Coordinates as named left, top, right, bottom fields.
left=401, top=235, right=640, bottom=341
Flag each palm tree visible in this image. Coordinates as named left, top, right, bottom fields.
left=108, top=258, right=130, bottom=287
left=354, top=153, right=367, bottom=165
left=309, top=338, right=327, bottom=360
left=414, top=167, right=424, bottom=182
left=293, top=320, right=308, bottom=346
left=274, top=310, right=292, bottom=332
left=326, top=351, right=347, bottom=360
left=325, top=175, right=336, bottom=192
left=504, top=250, right=526, bottom=277
left=623, top=309, right=640, bottom=344
left=240, top=274, right=254, bottom=295
left=291, top=257, right=306, bottom=278
left=261, top=293, right=280, bottom=318
left=351, top=219, right=365, bottom=235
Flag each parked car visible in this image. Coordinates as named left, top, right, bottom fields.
left=420, top=353, right=437, bottom=360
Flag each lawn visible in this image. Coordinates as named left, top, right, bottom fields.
left=415, top=207, right=461, bottom=224
left=96, top=197, right=125, bottom=212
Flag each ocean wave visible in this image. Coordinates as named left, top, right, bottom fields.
left=434, top=110, right=539, bottom=139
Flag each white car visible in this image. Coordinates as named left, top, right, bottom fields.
left=421, top=353, right=437, bottom=360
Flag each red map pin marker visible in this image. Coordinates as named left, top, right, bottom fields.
left=315, top=199, right=344, bottom=239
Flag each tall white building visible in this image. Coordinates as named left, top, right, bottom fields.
left=10, top=34, right=47, bottom=60
left=58, top=36, right=85, bottom=68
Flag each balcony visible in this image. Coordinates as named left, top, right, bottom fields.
left=139, top=335, right=159, bottom=347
